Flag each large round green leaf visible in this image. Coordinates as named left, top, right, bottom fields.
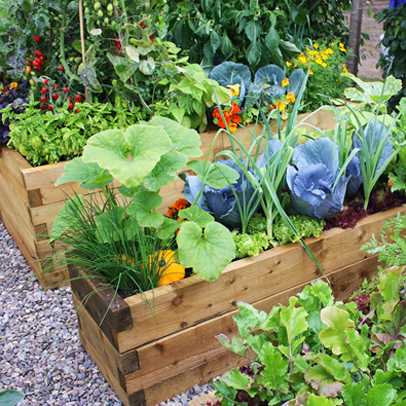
left=127, top=191, right=164, bottom=228
left=83, top=125, right=172, bottom=188
left=0, top=389, right=25, bottom=406
left=177, top=221, right=235, bottom=281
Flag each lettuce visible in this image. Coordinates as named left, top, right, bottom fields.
left=232, top=230, right=270, bottom=258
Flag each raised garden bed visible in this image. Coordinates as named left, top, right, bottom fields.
left=0, top=109, right=337, bottom=289
left=69, top=205, right=406, bottom=406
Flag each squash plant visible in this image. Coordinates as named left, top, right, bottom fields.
left=52, top=117, right=236, bottom=283
left=213, top=266, right=406, bottom=406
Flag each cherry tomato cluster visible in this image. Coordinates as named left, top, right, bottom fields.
left=113, top=36, right=122, bottom=56
left=25, top=50, right=47, bottom=75
left=139, top=21, right=155, bottom=43
left=39, top=78, right=82, bottom=113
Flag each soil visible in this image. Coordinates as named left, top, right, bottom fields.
left=353, top=0, right=388, bottom=79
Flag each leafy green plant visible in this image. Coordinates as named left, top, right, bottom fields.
left=361, top=212, right=406, bottom=267
left=52, top=117, right=236, bottom=282
left=213, top=266, right=406, bottom=406
left=3, top=98, right=144, bottom=166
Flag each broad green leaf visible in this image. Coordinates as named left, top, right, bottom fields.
left=95, top=206, right=138, bottom=243
left=280, top=297, right=308, bottom=354
left=187, top=160, right=239, bottom=189
left=125, top=45, right=140, bottom=63
left=139, top=57, right=155, bottom=75
left=247, top=41, right=261, bottom=68
left=260, top=342, right=290, bottom=393
left=306, top=394, right=336, bottom=406
left=127, top=191, right=164, bottom=228
left=365, top=384, right=396, bottom=406
left=142, top=151, right=188, bottom=192
left=216, top=334, right=248, bottom=357
left=83, top=126, right=172, bottom=188
left=343, top=73, right=402, bottom=104
left=342, top=382, right=367, bottom=406
left=212, top=381, right=237, bottom=406
left=233, top=302, right=269, bottom=337
left=304, top=365, right=344, bottom=398
left=210, top=30, right=221, bottom=53
left=107, top=53, right=137, bottom=82
left=297, top=280, right=334, bottom=312
left=222, top=369, right=252, bottom=391
left=388, top=346, right=406, bottom=372
left=245, top=21, right=260, bottom=42
left=378, top=266, right=404, bottom=303
left=372, top=370, right=405, bottom=388
left=319, top=307, right=368, bottom=371
left=117, top=185, right=136, bottom=198
left=177, top=221, right=235, bottom=281
left=178, top=206, right=214, bottom=227
left=149, top=116, right=202, bottom=157
left=0, top=389, right=25, bottom=406
left=50, top=195, right=86, bottom=243
left=265, top=27, right=280, bottom=52
left=55, top=157, right=113, bottom=189
left=156, top=217, right=181, bottom=240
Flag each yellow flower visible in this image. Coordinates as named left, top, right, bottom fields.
left=9, top=82, right=19, bottom=90
left=281, top=78, right=289, bottom=88
left=330, top=42, right=335, bottom=46
left=229, top=122, right=237, bottom=133
left=316, top=58, right=323, bottom=65
left=342, top=64, right=348, bottom=73
left=227, top=83, right=240, bottom=97
left=286, top=92, right=295, bottom=104
left=286, top=61, right=292, bottom=67
left=275, top=100, right=286, bottom=111
left=326, top=48, right=334, bottom=54
left=313, top=43, right=319, bottom=49
left=339, top=42, right=345, bottom=48
left=298, top=56, right=307, bottom=64
left=322, top=62, right=327, bottom=67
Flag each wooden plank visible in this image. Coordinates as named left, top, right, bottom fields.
left=0, top=158, right=30, bottom=206
left=115, top=206, right=405, bottom=352
left=21, top=161, right=66, bottom=191
left=0, top=168, right=36, bottom=235
left=0, top=146, right=32, bottom=187
left=73, top=295, right=139, bottom=380
left=69, top=265, right=133, bottom=349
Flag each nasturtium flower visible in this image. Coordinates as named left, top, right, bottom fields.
left=309, top=70, right=314, bottom=75
left=229, top=122, right=237, bottom=133
left=228, top=83, right=240, bottom=97
left=286, top=138, right=352, bottom=219
left=286, top=61, right=292, bottom=67
left=286, top=92, right=296, bottom=104
left=281, top=78, right=289, bottom=88
left=275, top=100, right=286, bottom=111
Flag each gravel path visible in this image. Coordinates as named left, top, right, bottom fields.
left=0, top=220, right=214, bottom=405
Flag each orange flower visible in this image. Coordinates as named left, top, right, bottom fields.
left=167, top=198, right=191, bottom=219
left=230, top=102, right=241, bottom=116
left=286, top=92, right=296, bottom=104
left=229, top=122, right=237, bottom=133
left=275, top=100, right=286, bottom=111
left=281, top=78, right=289, bottom=88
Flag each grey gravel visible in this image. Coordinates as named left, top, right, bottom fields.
left=0, top=220, right=214, bottom=405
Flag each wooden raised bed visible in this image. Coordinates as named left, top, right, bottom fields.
left=69, top=205, right=406, bottom=406
left=0, top=109, right=337, bottom=289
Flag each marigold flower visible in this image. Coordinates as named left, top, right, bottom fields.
left=281, top=78, right=289, bottom=88
left=286, top=61, right=292, bottom=67
left=286, top=92, right=296, bottom=104
left=313, top=43, right=319, bottom=49
left=322, top=62, right=327, bottom=67
left=275, top=100, right=286, bottom=111
left=342, top=64, right=348, bottom=73
left=326, top=48, right=334, bottom=54
left=167, top=198, right=191, bottom=219
left=309, top=70, right=314, bottom=75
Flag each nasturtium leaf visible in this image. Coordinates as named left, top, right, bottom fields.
left=156, top=217, right=180, bottom=240
left=259, top=342, right=290, bottom=394
left=50, top=195, right=86, bottom=243
left=95, top=206, right=138, bottom=243
left=127, top=191, right=164, bottom=228
left=365, top=384, right=396, bottom=406
left=83, top=125, right=172, bottom=188
left=178, top=206, right=214, bottom=227
left=187, top=160, right=240, bottom=189
left=0, top=389, right=25, bottom=405
left=319, top=307, right=369, bottom=371
left=55, top=157, right=113, bottom=189
left=142, top=151, right=188, bottom=192
left=280, top=297, right=308, bottom=354
left=177, top=221, right=235, bottom=281
left=150, top=116, right=203, bottom=158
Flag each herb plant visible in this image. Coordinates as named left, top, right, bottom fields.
left=213, top=267, right=406, bottom=406
left=3, top=98, right=144, bottom=166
